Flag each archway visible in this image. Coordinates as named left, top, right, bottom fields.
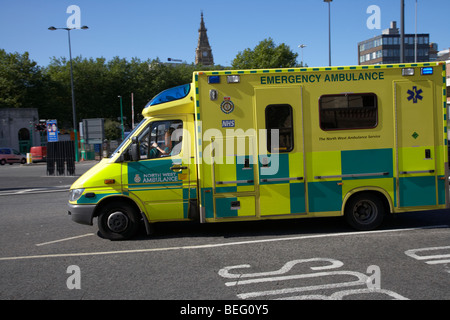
left=18, top=128, right=31, bottom=153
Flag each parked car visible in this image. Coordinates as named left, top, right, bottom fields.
left=0, top=147, right=26, bottom=165
left=30, top=146, right=47, bottom=162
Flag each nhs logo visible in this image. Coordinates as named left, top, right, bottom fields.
left=222, top=120, right=235, bottom=128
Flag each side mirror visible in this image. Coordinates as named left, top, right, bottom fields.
left=129, top=136, right=140, bottom=161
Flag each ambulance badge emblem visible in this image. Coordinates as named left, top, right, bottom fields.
left=220, top=97, right=235, bottom=114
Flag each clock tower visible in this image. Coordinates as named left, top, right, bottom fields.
left=195, top=12, right=214, bottom=66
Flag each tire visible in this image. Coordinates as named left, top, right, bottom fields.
left=344, top=193, right=385, bottom=231
left=0, top=159, right=5, bottom=165
left=20, top=158, right=26, bottom=164
left=97, top=201, right=140, bottom=240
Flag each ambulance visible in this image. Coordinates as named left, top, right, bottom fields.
left=68, top=62, right=448, bottom=240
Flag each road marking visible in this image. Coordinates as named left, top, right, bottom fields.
left=0, top=186, right=71, bottom=196
left=218, top=258, right=408, bottom=300
left=0, top=225, right=448, bottom=262
left=405, top=245, right=450, bottom=270
left=36, top=233, right=95, bottom=246
left=219, top=258, right=344, bottom=281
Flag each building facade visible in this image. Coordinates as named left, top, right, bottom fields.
left=0, top=108, right=42, bottom=153
left=358, top=21, right=430, bottom=65
left=195, top=12, right=214, bottom=66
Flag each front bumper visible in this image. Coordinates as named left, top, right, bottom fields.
left=68, top=203, right=96, bottom=225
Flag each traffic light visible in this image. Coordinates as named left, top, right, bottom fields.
left=35, top=122, right=47, bottom=131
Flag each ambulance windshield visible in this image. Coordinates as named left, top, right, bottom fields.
left=146, top=84, right=190, bottom=107
left=110, top=118, right=146, bottom=158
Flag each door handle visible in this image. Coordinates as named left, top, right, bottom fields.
left=170, top=165, right=188, bottom=171
left=400, top=170, right=435, bottom=174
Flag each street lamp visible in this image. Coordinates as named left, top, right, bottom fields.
left=118, top=95, right=124, bottom=140
left=48, top=25, right=89, bottom=162
left=414, top=0, right=418, bottom=62
left=324, top=0, right=332, bottom=66
left=298, top=44, right=307, bottom=66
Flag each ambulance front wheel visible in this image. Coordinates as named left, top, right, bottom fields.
left=344, top=192, right=385, bottom=231
left=98, top=201, right=140, bottom=240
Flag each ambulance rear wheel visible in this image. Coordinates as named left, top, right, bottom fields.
left=98, top=201, right=140, bottom=240
left=344, top=193, right=385, bottom=231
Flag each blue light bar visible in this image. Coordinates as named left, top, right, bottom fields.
left=421, top=67, right=433, bottom=75
left=208, top=76, right=220, bottom=84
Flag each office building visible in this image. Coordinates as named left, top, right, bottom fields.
left=358, top=21, right=430, bottom=65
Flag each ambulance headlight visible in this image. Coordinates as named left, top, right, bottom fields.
left=69, top=188, right=85, bottom=202
left=402, top=68, right=415, bottom=76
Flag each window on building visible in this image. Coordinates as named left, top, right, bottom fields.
left=265, top=104, right=293, bottom=152
left=319, top=93, right=378, bottom=130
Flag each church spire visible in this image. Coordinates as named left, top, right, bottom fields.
left=195, top=11, right=214, bottom=66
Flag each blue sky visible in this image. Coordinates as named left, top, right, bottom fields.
left=0, top=0, right=449, bottom=68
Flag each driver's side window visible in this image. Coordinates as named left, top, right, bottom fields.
left=136, top=120, right=183, bottom=160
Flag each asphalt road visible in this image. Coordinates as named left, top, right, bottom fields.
left=1, top=161, right=450, bottom=306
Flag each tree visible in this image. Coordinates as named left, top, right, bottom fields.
left=0, top=48, right=228, bottom=131
left=0, top=49, right=45, bottom=109
left=104, top=119, right=121, bottom=140
left=231, top=38, right=299, bottom=69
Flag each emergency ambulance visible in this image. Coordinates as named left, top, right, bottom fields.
left=68, top=62, right=448, bottom=240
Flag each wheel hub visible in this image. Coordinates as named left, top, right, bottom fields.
left=353, top=200, right=377, bottom=223
left=107, top=211, right=129, bottom=233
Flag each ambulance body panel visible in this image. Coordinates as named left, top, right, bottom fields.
left=68, top=62, right=448, bottom=240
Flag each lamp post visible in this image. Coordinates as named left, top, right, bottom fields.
left=400, top=0, right=405, bottom=63
left=48, top=25, right=88, bottom=162
left=414, top=0, right=418, bottom=62
left=324, top=0, right=332, bottom=66
left=298, top=44, right=307, bottom=66
left=118, top=95, right=124, bottom=140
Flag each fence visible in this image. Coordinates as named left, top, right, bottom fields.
left=46, top=141, right=75, bottom=176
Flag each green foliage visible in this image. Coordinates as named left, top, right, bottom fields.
left=231, top=38, right=299, bottom=69
left=0, top=39, right=298, bottom=130
left=104, top=119, right=121, bottom=140
left=41, top=56, right=203, bottom=128
left=0, top=49, right=46, bottom=109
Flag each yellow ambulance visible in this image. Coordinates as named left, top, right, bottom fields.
left=68, top=62, right=448, bottom=240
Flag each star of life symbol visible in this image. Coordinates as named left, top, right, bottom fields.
left=407, top=86, right=423, bottom=103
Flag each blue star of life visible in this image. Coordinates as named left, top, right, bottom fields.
left=407, top=86, right=423, bottom=103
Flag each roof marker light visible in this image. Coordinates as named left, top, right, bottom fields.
left=402, top=68, right=415, bottom=76
left=227, top=75, right=240, bottom=83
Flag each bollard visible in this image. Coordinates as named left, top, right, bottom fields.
left=26, top=153, right=32, bottom=164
